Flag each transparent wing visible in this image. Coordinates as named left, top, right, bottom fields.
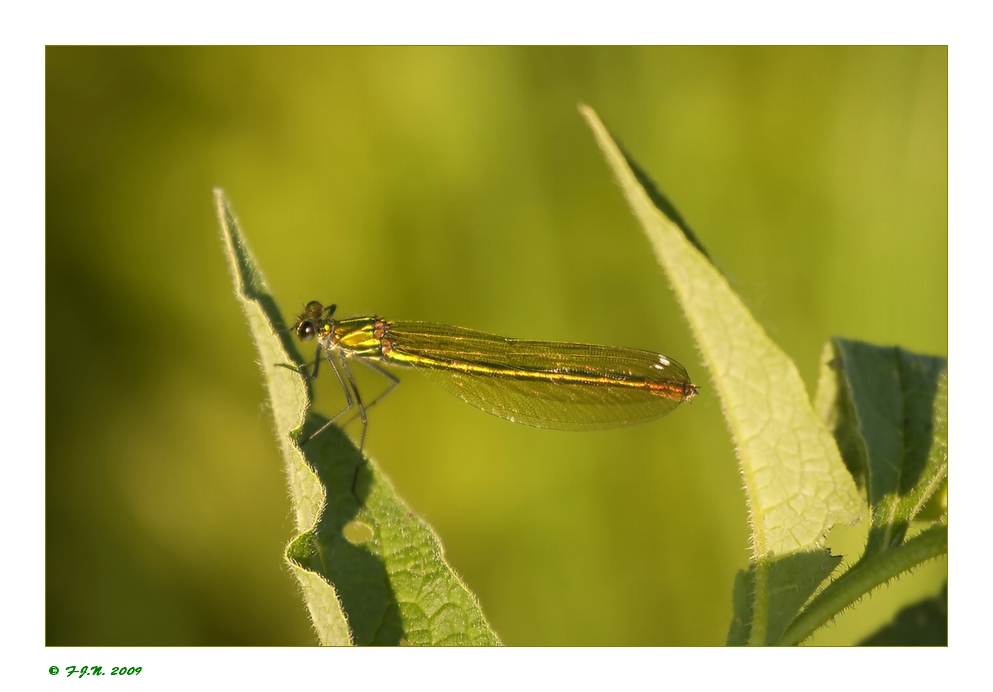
left=382, top=321, right=696, bottom=431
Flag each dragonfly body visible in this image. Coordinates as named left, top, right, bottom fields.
left=294, top=301, right=697, bottom=446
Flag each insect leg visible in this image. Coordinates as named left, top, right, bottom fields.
left=337, top=354, right=368, bottom=451
left=331, top=357, right=400, bottom=436
left=303, top=348, right=356, bottom=443
left=353, top=358, right=400, bottom=412
left=308, top=343, right=323, bottom=379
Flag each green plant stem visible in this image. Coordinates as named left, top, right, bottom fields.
left=778, top=524, right=947, bottom=646
left=747, top=561, right=769, bottom=646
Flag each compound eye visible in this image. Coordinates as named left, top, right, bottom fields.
left=297, top=321, right=316, bottom=341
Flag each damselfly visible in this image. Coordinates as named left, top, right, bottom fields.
left=294, top=301, right=698, bottom=447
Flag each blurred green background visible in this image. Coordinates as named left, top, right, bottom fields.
left=46, top=46, right=947, bottom=646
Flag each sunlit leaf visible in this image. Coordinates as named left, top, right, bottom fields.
left=216, top=190, right=498, bottom=646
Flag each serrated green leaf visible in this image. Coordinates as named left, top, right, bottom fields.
left=285, top=423, right=499, bottom=645
left=727, top=549, right=842, bottom=645
left=816, top=338, right=948, bottom=554
left=580, top=106, right=862, bottom=561
left=216, top=189, right=347, bottom=644
left=216, top=190, right=499, bottom=646
left=859, top=582, right=947, bottom=646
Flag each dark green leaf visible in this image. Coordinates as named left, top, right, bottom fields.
left=817, top=338, right=947, bottom=554
left=727, top=549, right=842, bottom=645
left=859, top=583, right=947, bottom=646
